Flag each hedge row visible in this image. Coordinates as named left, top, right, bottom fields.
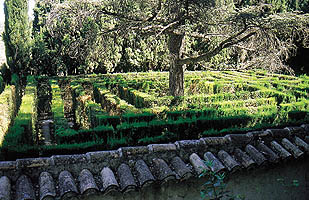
left=0, top=85, right=17, bottom=145
left=50, top=80, right=71, bottom=143
left=1, top=77, right=37, bottom=159
left=93, top=84, right=138, bottom=114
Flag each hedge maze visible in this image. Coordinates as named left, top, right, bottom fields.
left=1, top=70, right=309, bottom=160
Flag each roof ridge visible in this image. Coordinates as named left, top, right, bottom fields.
left=0, top=124, right=308, bottom=170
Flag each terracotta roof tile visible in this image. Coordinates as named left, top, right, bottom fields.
left=58, top=171, right=78, bottom=199
left=256, top=142, right=280, bottom=163
left=267, top=129, right=290, bottom=138
left=151, top=158, right=176, bottom=182
left=78, top=169, right=98, bottom=196
left=16, top=157, right=53, bottom=169
left=170, top=156, right=192, bottom=180
left=0, top=125, right=308, bottom=199
left=39, top=172, right=56, bottom=200
left=16, top=175, right=35, bottom=200
left=189, top=153, right=208, bottom=175
left=233, top=148, right=256, bottom=169
left=100, top=167, right=119, bottom=194
left=270, top=140, right=292, bottom=160
left=0, top=161, right=16, bottom=170
left=203, top=152, right=226, bottom=173
left=294, top=136, right=309, bottom=153
left=217, top=150, right=241, bottom=173
left=52, top=154, right=87, bottom=166
left=117, top=163, right=137, bottom=193
left=281, top=138, right=304, bottom=158
left=134, top=159, right=155, bottom=187
left=245, top=144, right=267, bottom=166
left=0, top=176, right=10, bottom=200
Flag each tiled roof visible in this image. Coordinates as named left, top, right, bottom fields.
left=0, top=124, right=308, bottom=200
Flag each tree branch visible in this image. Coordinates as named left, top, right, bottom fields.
left=179, top=31, right=256, bottom=65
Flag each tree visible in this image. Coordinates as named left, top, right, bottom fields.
left=3, top=0, right=32, bottom=76
left=44, top=0, right=309, bottom=96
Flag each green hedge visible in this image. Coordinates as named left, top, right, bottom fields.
left=0, top=85, right=18, bottom=145
left=1, top=77, right=38, bottom=160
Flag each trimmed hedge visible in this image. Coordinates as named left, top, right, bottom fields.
left=2, top=70, right=309, bottom=159
left=0, top=85, right=17, bottom=145
left=1, top=76, right=38, bottom=160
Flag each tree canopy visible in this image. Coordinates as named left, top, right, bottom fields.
left=4, top=0, right=309, bottom=96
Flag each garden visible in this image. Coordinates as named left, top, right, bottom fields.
left=0, top=70, right=308, bottom=160
left=1, top=0, right=309, bottom=161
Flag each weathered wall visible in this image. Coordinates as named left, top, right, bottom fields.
left=81, top=158, right=309, bottom=200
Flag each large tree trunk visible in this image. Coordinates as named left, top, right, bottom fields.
left=168, top=33, right=185, bottom=97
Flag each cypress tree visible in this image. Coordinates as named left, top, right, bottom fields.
left=3, top=0, right=32, bottom=76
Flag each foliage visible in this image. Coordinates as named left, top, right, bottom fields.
left=2, top=70, right=309, bottom=159
left=239, top=0, right=309, bottom=13
left=0, top=63, right=11, bottom=85
left=1, top=77, right=37, bottom=159
left=31, top=0, right=309, bottom=78
left=0, top=85, right=17, bottom=145
left=3, top=0, right=32, bottom=76
left=200, top=161, right=245, bottom=200
left=200, top=161, right=229, bottom=200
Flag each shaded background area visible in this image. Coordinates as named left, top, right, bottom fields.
left=287, top=43, right=309, bottom=75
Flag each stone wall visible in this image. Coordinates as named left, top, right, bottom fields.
left=81, top=158, right=309, bottom=200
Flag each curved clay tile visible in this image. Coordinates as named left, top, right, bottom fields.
left=0, top=161, right=16, bottom=170
left=202, top=136, right=231, bottom=147
left=233, top=148, right=256, bottom=170
left=16, top=175, right=35, bottom=200
left=294, top=136, right=309, bottom=153
left=52, top=154, right=88, bottom=165
left=270, top=141, right=292, bottom=160
left=78, top=169, right=99, bottom=196
left=203, top=152, right=226, bottom=174
left=305, top=136, right=309, bottom=144
left=134, top=159, right=155, bottom=188
left=100, top=167, right=119, bottom=194
left=117, top=163, right=137, bottom=193
left=121, top=146, right=149, bottom=158
left=175, top=139, right=206, bottom=151
left=16, top=157, right=53, bottom=169
left=189, top=153, right=208, bottom=175
left=151, top=158, right=176, bottom=183
left=245, top=144, right=267, bottom=166
left=217, top=150, right=240, bottom=173
left=0, top=176, right=10, bottom=200
left=267, top=129, right=290, bottom=138
left=246, top=130, right=268, bottom=139
left=256, top=143, right=280, bottom=163
left=300, top=124, right=309, bottom=132
left=86, top=150, right=121, bottom=163
left=285, top=126, right=305, bottom=137
left=281, top=138, right=304, bottom=159
left=228, top=134, right=253, bottom=147
left=148, top=144, right=177, bottom=152
left=58, top=170, right=78, bottom=199
left=39, top=172, right=56, bottom=200
left=170, top=156, right=192, bottom=180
